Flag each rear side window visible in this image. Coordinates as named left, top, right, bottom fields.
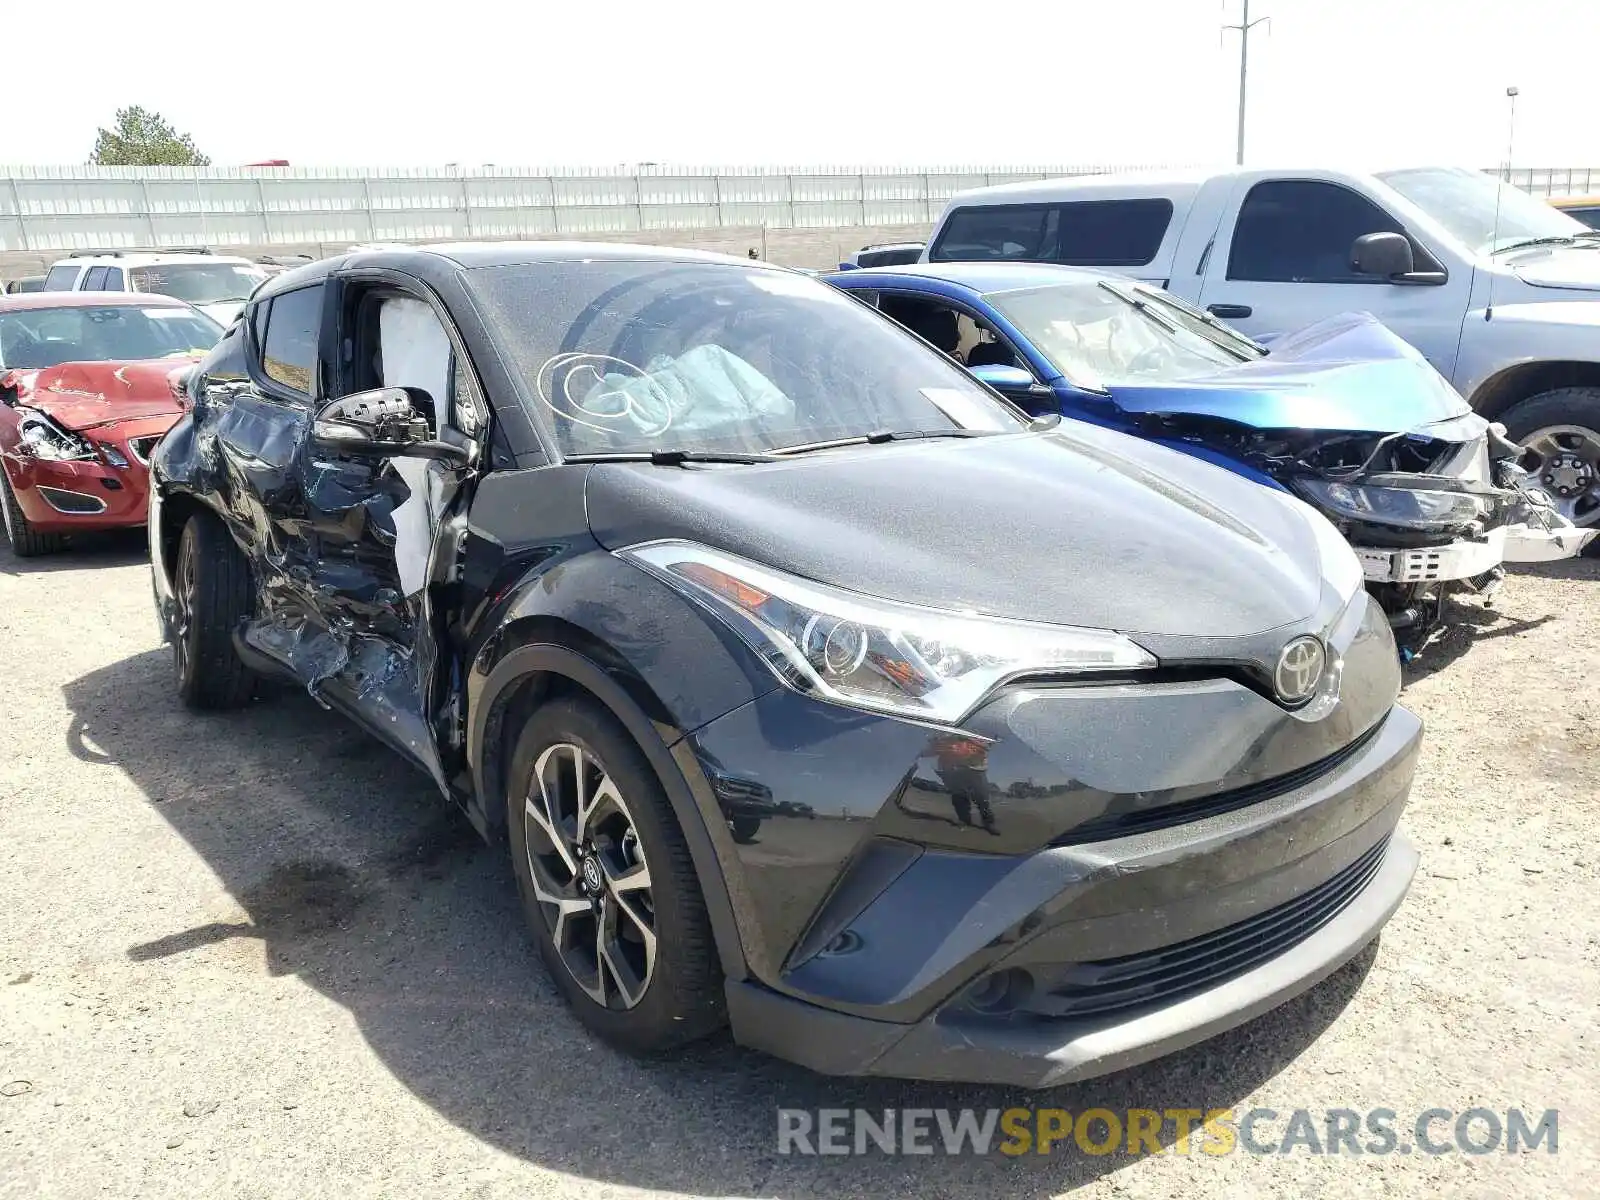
left=259, top=283, right=324, bottom=395
left=1055, top=199, right=1173, bottom=266
left=102, top=267, right=125, bottom=290
left=931, top=205, right=1053, bottom=261
left=1228, top=180, right=1405, bottom=283
left=42, top=265, right=81, bottom=291
left=81, top=266, right=109, bottom=289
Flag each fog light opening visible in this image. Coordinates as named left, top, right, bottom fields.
left=960, top=967, right=1033, bottom=1015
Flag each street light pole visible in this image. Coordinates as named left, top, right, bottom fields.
left=1224, top=0, right=1270, bottom=165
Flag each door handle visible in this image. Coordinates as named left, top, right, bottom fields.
left=1206, top=303, right=1253, bottom=320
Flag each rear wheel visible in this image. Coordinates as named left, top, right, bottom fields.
left=172, top=511, right=258, bottom=710
left=0, top=467, right=66, bottom=557
left=1501, top=388, right=1600, bottom=546
left=507, top=695, right=724, bottom=1054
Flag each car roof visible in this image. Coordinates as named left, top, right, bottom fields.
left=1551, top=194, right=1600, bottom=207
left=0, top=290, right=194, bottom=313
left=252, top=239, right=793, bottom=301
left=48, top=251, right=257, bottom=267
left=827, top=261, right=1106, bottom=293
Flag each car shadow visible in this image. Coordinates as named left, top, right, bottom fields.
left=65, top=649, right=1377, bottom=1197
left=0, top=528, right=148, bottom=576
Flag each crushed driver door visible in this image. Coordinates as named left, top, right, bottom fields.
left=274, top=275, right=486, bottom=792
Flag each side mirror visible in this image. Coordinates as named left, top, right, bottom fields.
left=312, top=386, right=472, bottom=467
left=970, top=363, right=1042, bottom=394
left=1351, top=231, right=1415, bottom=279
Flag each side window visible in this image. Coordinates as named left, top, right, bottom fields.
left=102, top=267, right=125, bottom=290
left=1228, top=181, right=1405, bottom=283
left=931, top=205, right=1055, bottom=261
left=259, top=284, right=324, bottom=395
left=42, top=265, right=81, bottom=291
left=81, top=266, right=109, bottom=289
left=1054, top=199, right=1173, bottom=266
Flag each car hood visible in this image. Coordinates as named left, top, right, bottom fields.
left=5, top=358, right=194, bottom=431
left=1100, top=311, right=1476, bottom=437
left=584, top=424, right=1327, bottom=638
left=1506, top=244, right=1600, bottom=293
left=198, top=301, right=246, bottom=325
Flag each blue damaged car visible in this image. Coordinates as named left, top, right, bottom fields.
left=823, top=262, right=1594, bottom=654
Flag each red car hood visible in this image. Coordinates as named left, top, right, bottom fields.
left=3, top=358, right=197, bottom=432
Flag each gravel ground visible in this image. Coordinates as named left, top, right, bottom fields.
left=0, top=533, right=1595, bottom=1199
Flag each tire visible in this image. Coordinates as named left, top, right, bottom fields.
left=0, top=466, right=66, bottom=558
left=172, top=511, right=258, bottom=710
left=507, top=694, right=725, bottom=1055
left=728, top=813, right=762, bottom=844
left=1499, top=387, right=1600, bottom=551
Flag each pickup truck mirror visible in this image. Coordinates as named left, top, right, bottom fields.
left=1351, top=232, right=1415, bottom=279
left=312, top=386, right=472, bottom=468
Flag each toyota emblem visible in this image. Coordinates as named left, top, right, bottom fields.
left=1274, top=636, right=1326, bottom=704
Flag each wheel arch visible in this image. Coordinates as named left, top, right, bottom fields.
left=467, top=620, right=750, bottom=983
left=1468, top=360, right=1600, bottom=422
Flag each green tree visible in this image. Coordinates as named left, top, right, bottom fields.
left=89, top=107, right=211, bottom=167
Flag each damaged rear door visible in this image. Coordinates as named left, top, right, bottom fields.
left=241, top=270, right=488, bottom=791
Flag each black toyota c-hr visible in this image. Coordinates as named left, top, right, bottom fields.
left=149, top=242, right=1421, bottom=1087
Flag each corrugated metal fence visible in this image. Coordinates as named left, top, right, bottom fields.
left=2, top=164, right=1594, bottom=253
left=0, top=164, right=1154, bottom=252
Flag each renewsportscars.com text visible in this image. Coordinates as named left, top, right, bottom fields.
left=776, top=1107, right=1559, bottom=1157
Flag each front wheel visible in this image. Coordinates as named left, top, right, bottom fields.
left=1501, top=387, right=1600, bottom=545
left=172, top=511, right=259, bottom=710
left=0, top=467, right=66, bottom=558
left=507, top=695, right=725, bottom=1055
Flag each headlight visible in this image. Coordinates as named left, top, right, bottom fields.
left=17, top=411, right=95, bottom=462
left=101, top=444, right=130, bottom=468
left=1293, top=478, right=1489, bottom=531
left=621, top=540, right=1156, bottom=724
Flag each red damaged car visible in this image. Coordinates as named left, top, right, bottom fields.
left=0, top=293, right=222, bottom=556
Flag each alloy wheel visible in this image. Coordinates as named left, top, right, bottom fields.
left=523, top=742, right=657, bottom=1009
left=174, top=537, right=197, bottom=679
left=1521, top=424, right=1600, bottom=527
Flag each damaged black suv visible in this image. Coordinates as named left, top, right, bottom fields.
left=149, top=243, right=1420, bottom=1086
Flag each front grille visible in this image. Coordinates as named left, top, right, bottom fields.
left=128, top=435, right=162, bottom=466
left=1030, top=835, right=1390, bottom=1020
left=1054, top=718, right=1384, bottom=845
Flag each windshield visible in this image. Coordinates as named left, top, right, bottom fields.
left=129, top=263, right=269, bottom=306
left=0, top=305, right=223, bottom=370
left=987, top=280, right=1261, bottom=389
left=1377, top=167, right=1591, bottom=255
left=472, top=261, right=1023, bottom=457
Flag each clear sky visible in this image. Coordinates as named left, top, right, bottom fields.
left=4, top=0, right=1597, bottom=170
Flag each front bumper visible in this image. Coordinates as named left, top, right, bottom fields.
left=713, top=681, right=1427, bottom=1088
left=1354, top=518, right=1595, bottom=583
left=728, top=826, right=1416, bottom=1087
left=3, top=454, right=152, bottom=533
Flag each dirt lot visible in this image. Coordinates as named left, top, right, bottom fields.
left=0, top=533, right=1595, bottom=1199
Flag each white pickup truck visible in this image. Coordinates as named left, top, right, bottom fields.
left=924, top=166, right=1600, bottom=533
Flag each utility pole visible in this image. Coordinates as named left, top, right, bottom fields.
left=1224, top=0, right=1270, bottom=165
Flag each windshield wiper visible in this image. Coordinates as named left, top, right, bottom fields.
left=564, top=449, right=778, bottom=465
left=1491, top=233, right=1600, bottom=254
left=1096, top=279, right=1180, bottom=334
left=770, top=428, right=993, bottom=456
